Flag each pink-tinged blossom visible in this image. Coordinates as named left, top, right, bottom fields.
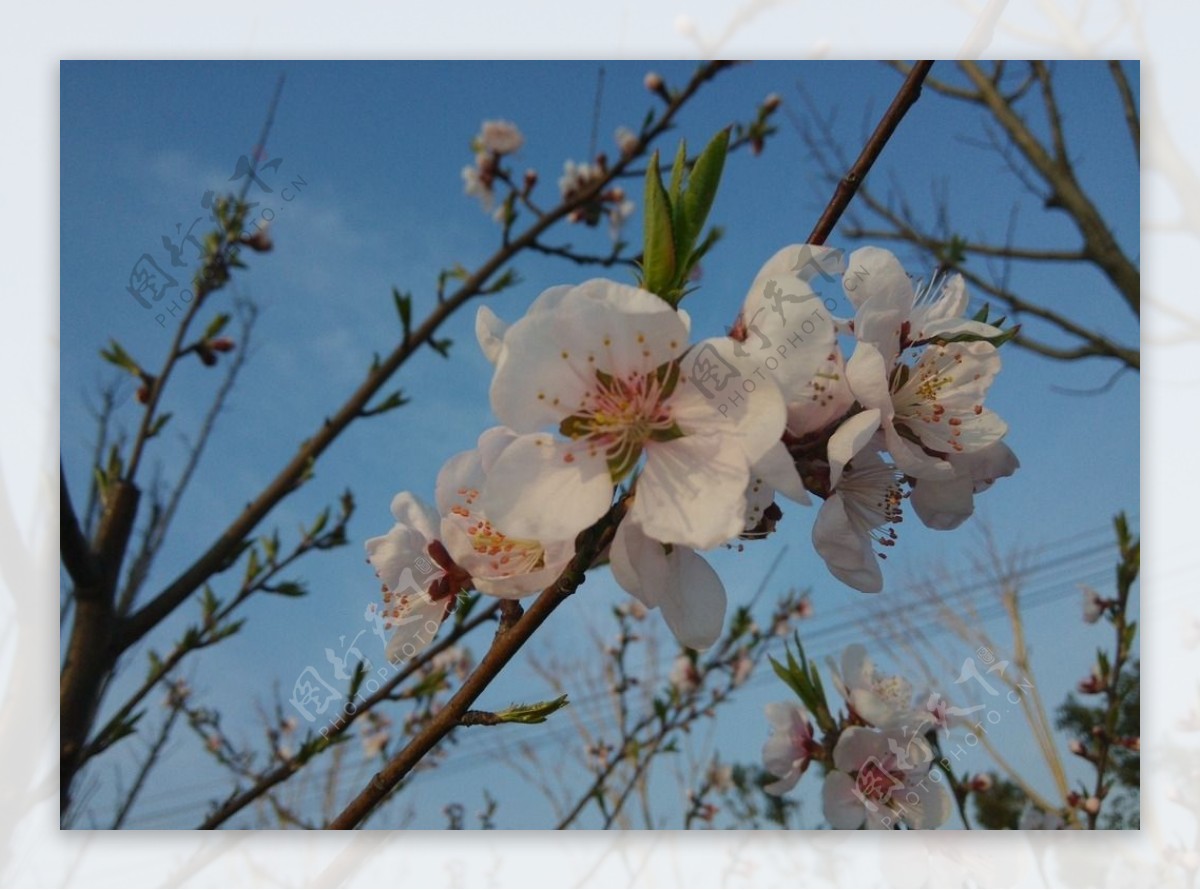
left=668, top=654, right=702, bottom=694
left=479, top=280, right=789, bottom=552
left=811, top=448, right=905, bottom=593
left=829, top=644, right=919, bottom=727
left=839, top=246, right=1002, bottom=357
left=436, top=427, right=575, bottom=598
left=614, top=125, right=639, bottom=158
left=762, top=701, right=821, bottom=796
left=1081, top=585, right=1108, bottom=624
left=365, top=492, right=461, bottom=663
left=475, top=119, right=524, bottom=156
left=822, top=726, right=951, bottom=829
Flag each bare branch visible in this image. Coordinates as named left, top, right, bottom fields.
left=958, top=61, right=1140, bottom=314
left=1108, top=61, right=1140, bottom=162
left=807, top=61, right=934, bottom=245
left=60, top=465, right=99, bottom=589
left=117, top=300, right=259, bottom=616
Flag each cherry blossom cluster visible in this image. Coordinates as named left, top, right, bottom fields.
left=460, top=117, right=635, bottom=238
left=762, top=643, right=955, bottom=829
left=367, top=241, right=1018, bottom=660
left=728, top=244, right=1019, bottom=592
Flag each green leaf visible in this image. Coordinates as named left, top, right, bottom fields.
left=203, top=313, right=231, bottom=340
left=392, top=288, right=413, bottom=338
left=100, top=339, right=141, bottom=376
left=677, top=129, right=729, bottom=265
left=147, top=412, right=172, bottom=439
left=640, top=150, right=677, bottom=299
left=493, top=694, right=570, bottom=725
left=266, top=581, right=308, bottom=597
left=668, top=139, right=688, bottom=207
left=308, top=508, right=330, bottom=539
left=363, top=390, right=409, bottom=417
left=200, top=585, right=220, bottom=620
left=429, top=336, right=453, bottom=358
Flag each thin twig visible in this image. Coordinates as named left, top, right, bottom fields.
left=806, top=61, right=934, bottom=245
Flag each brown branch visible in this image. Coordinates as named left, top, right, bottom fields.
left=1031, top=61, right=1068, bottom=165
left=60, top=464, right=99, bottom=589
left=327, top=500, right=625, bottom=829
left=958, top=61, right=1140, bottom=314
left=1108, top=61, right=1140, bottom=162
left=807, top=60, right=934, bottom=245
left=844, top=227, right=1089, bottom=262
left=117, top=301, right=259, bottom=617
left=110, top=701, right=182, bottom=829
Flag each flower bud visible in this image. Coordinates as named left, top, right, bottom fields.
left=209, top=337, right=236, bottom=353
left=644, top=71, right=664, bottom=93
left=968, top=773, right=993, bottom=793
left=240, top=227, right=273, bottom=252
left=762, top=92, right=782, bottom=113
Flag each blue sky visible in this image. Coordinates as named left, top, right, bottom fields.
left=60, top=61, right=1139, bottom=828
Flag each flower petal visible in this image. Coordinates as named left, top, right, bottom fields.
left=565, top=279, right=690, bottom=378
left=753, top=439, right=810, bottom=505
left=676, top=337, right=787, bottom=465
left=658, top=545, right=727, bottom=650
left=832, top=726, right=890, bottom=772
left=633, top=432, right=748, bottom=550
left=480, top=433, right=613, bottom=541
left=822, top=771, right=866, bottom=829
left=902, top=779, right=953, bottom=829
left=827, top=409, right=881, bottom=489
left=384, top=594, right=450, bottom=664
left=909, top=473, right=976, bottom=531
left=812, top=493, right=883, bottom=593
left=475, top=305, right=508, bottom=365
left=843, top=246, right=914, bottom=314
left=609, top=517, right=668, bottom=609
left=762, top=701, right=811, bottom=794
left=388, top=492, right=439, bottom=541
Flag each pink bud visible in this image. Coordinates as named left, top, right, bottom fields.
left=644, top=71, right=664, bottom=93
left=763, top=92, right=782, bottom=113
left=240, top=227, right=273, bottom=252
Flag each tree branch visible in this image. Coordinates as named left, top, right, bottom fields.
left=1107, top=60, right=1139, bottom=162
left=958, top=61, right=1140, bottom=314
left=807, top=60, right=934, bottom=245
left=327, top=501, right=626, bottom=829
